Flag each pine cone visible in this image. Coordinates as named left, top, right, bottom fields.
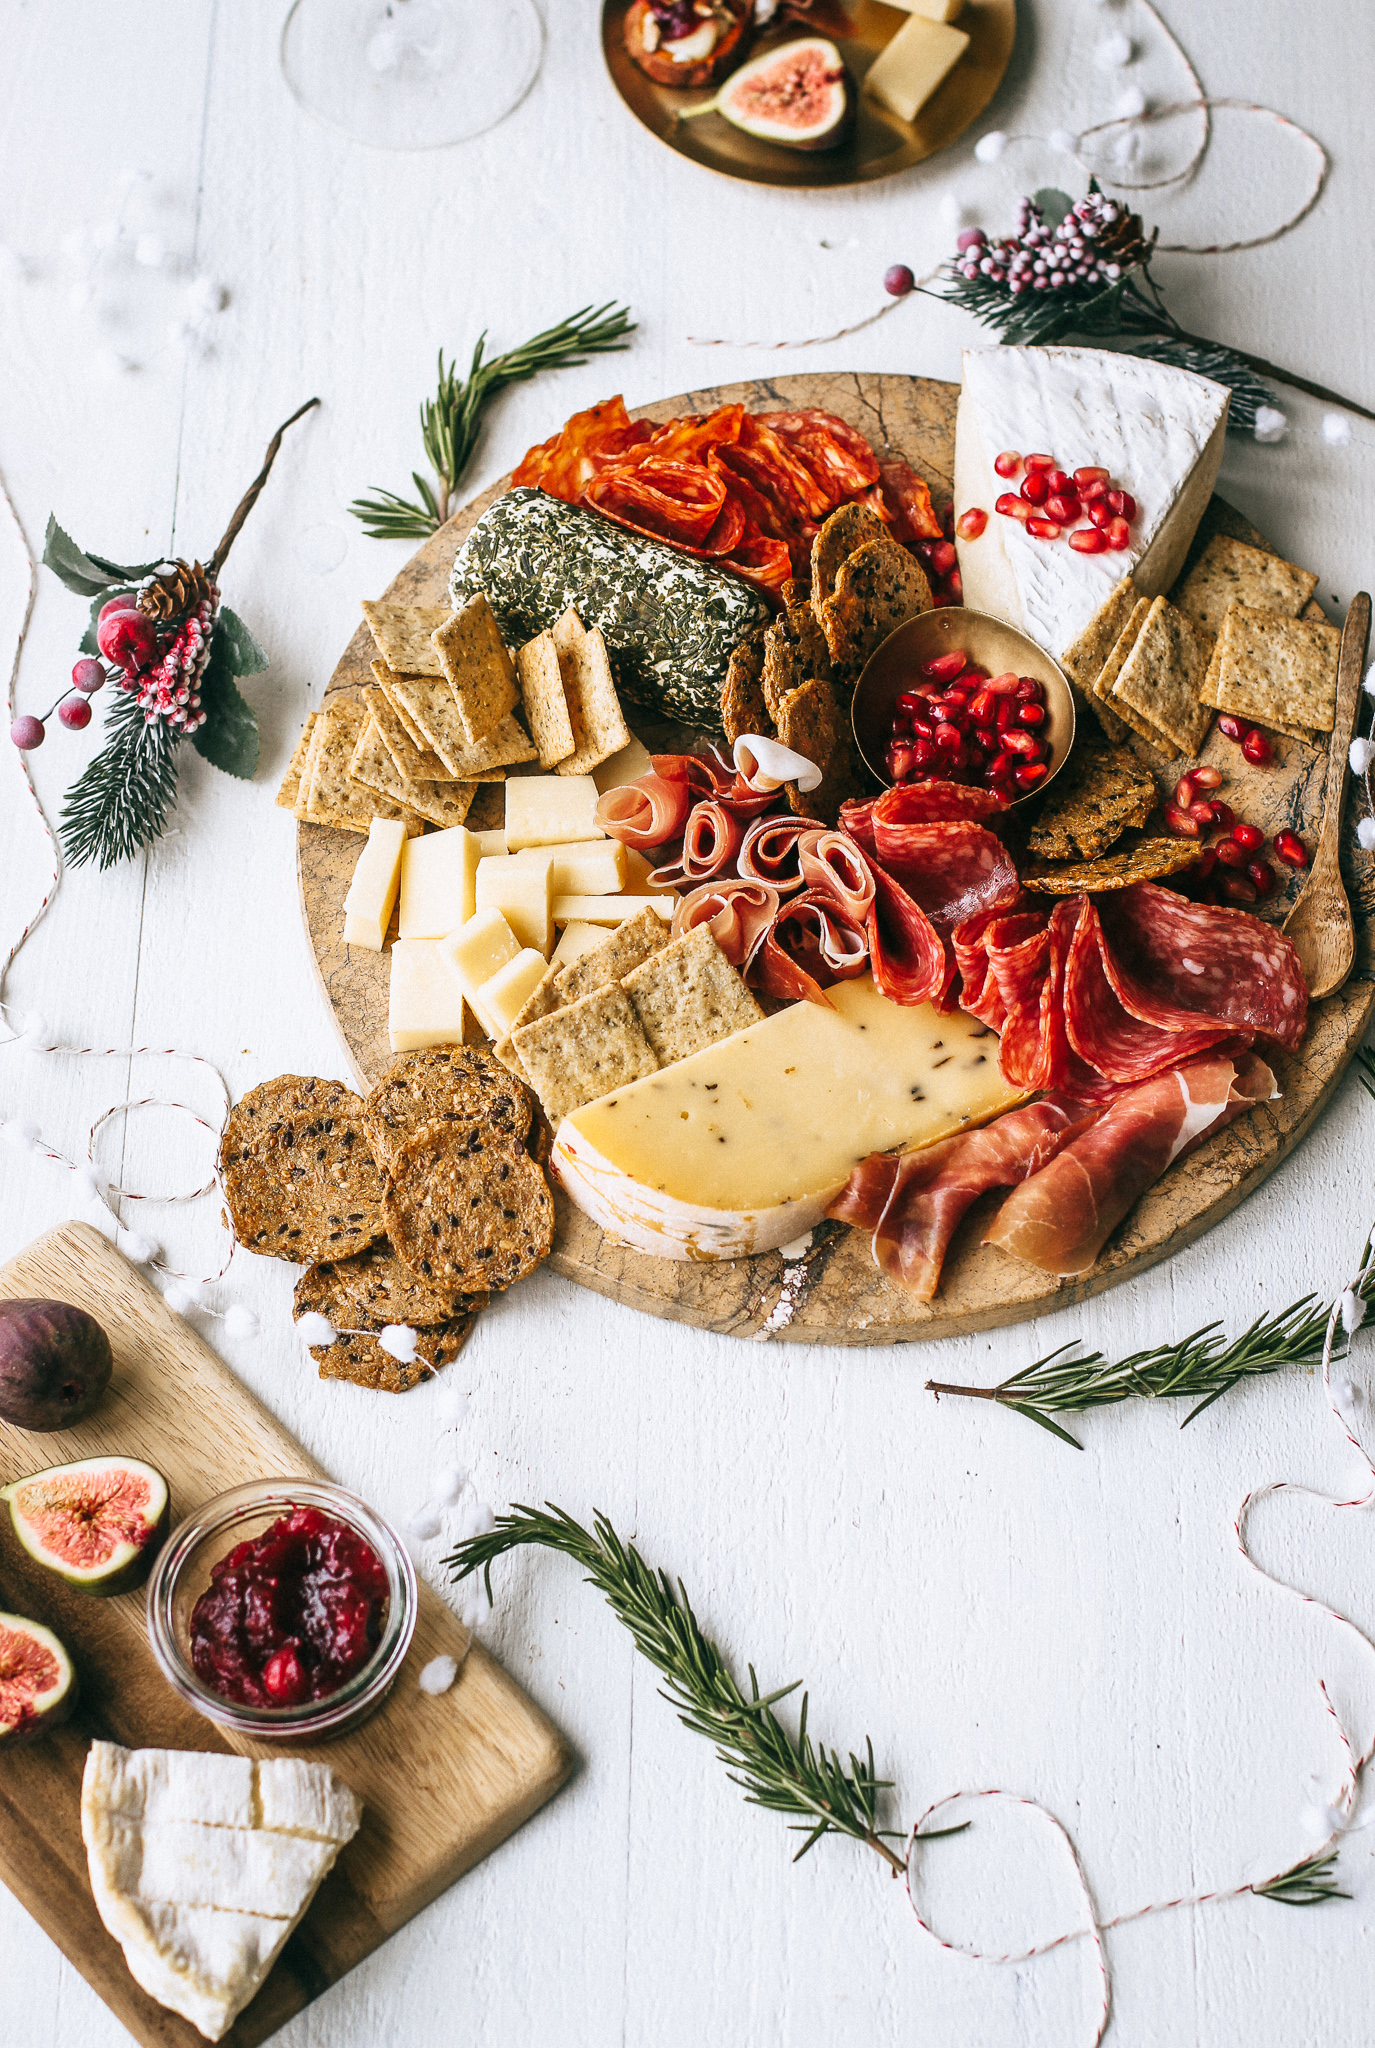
left=138, top=559, right=216, bottom=623
left=1095, top=206, right=1150, bottom=270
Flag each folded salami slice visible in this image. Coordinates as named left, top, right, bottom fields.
left=1099, top=883, right=1308, bottom=1052
left=1064, top=898, right=1241, bottom=1084
left=865, top=862, right=946, bottom=1008
left=997, top=904, right=1077, bottom=1092
left=985, top=1049, right=1277, bottom=1275
left=828, top=1094, right=1104, bottom=1298
left=952, top=901, right=1039, bottom=1029
left=844, top=781, right=1010, bottom=833
left=871, top=820, right=1021, bottom=934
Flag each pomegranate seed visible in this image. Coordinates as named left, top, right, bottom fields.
left=896, top=691, right=924, bottom=715
left=964, top=662, right=989, bottom=679
left=993, top=450, right=1022, bottom=479
left=886, top=743, right=914, bottom=781
left=1002, top=729, right=1043, bottom=758
left=1106, top=490, right=1137, bottom=521
left=989, top=671, right=1021, bottom=693
left=1221, top=874, right=1259, bottom=905
left=1046, top=493, right=1080, bottom=524
left=921, top=651, right=966, bottom=682
left=1078, top=476, right=1109, bottom=502
left=935, top=689, right=969, bottom=711
left=1164, top=803, right=1201, bottom=839
left=996, top=492, right=1031, bottom=523
left=945, top=569, right=963, bottom=602
left=1189, top=799, right=1217, bottom=828
left=1074, top=466, right=1110, bottom=486
left=1016, top=677, right=1044, bottom=701
left=1088, top=499, right=1113, bottom=530
left=1027, top=518, right=1063, bottom=540
left=973, top=727, right=999, bottom=753
left=1232, top=822, right=1264, bottom=852
left=1206, top=800, right=1233, bottom=829
left=1275, top=830, right=1308, bottom=868
left=1191, top=765, right=1224, bottom=789
left=1241, top=728, right=1273, bottom=765
left=956, top=507, right=988, bottom=541
left=1174, top=776, right=1196, bottom=810
left=911, top=718, right=934, bottom=739
left=1045, top=470, right=1073, bottom=496
left=1247, top=859, right=1275, bottom=897
left=1023, top=453, right=1055, bottom=471
left=988, top=751, right=1016, bottom=782
left=1069, top=527, right=1108, bottom=554
left=935, top=722, right=962, bottom=751
left=928, top=541, right=958, bottom=576
left=1021, top=471, right=1050, bottom=507
left=1018, top=702, right=1047, bottom=727
left=1215, top=838, right=1247, bottom=869
left=1217, top=713, right=1253, bottom=743
left=969, top=688, right=997, bottom=722
left=1105, top=517, right=1131, bottom=550
left=1014, top=761, right=1048, bottom=790
left=1196, top=847, right=1218, bottom=879
left=995, top=699, right=1016, bottom=732
left=941, top=502, right=955, bottom=538
left=910, top=737, right=939, bottom=768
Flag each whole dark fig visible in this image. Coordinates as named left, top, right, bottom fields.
left=0, top=1299, right=113, bottom=1430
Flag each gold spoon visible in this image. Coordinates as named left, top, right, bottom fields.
left=1282, top=590, right=1372, bottom=999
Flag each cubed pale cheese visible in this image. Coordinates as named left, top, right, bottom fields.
left=622, top=848, right=657, bottom=895
left=389, top=938, right=467, bottom=1053
left=476, top=852, right=554, bottom=955
left=477, top=948, right=550, bottom=1035
left=505, top=774, right=602, bottom=850
left=863, top=14, right=969, bottom=122
left=342, top=817, right=406, bottom=951
left=438, top=909, right=521, bottom=1035
left=541, top=838, right=627, bottom=895
left=474, top=828, right=507, bottom=857
left=398, top=826, right=480, bottom=940
left=592, top=735, right=654, bottom=794
left=551, top=920, right=607, bottom=969
left=884, top=0, right=963, bottom=18
left=553, top=893, right=677, bottom=926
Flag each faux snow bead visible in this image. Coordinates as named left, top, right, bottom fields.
left=1253, top=406, right=1288, bottom=444
left=1323, top=413, right=1353, bottom=446
left=418, top=1655, right=458, bottom=1695
left=223, top=1304, right=260, bottom=1340
left=296, top=1310, right=337, bottom=1346
left=974, top=130, right=1007, bottom=162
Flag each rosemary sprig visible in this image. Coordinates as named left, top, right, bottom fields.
left=445, top=1504, right=935, bottom=1871
left=1253, top=1848, right=1351, bottom=1908
left=350, top=304, right=636, bottom=540
left=58, top=688, right=180, bottom=871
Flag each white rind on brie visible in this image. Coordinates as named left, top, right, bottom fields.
left=82, top=1742, right=362, bottom=2042
left=954, top=346, right=1230, bottom=660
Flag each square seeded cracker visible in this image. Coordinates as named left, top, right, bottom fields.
left=1092, top=602, right=1180, bottom=759
left=1026, top=729, right=1157, bottom=862
left=516, top=629, right=576, bottom=770
left=302, top=697, right=424, bottom=835
left=553, top=903, right=670, bottom=1005
left=721, top=627, right=772, bottom=747
left=513, top=982, right=660, bottom=1125
left=432, top=593, right=518, bottom=745
left=1060, top=577, right=1140, bottom=694
left=1113, top=598, right=1215, bottom=756
left=551, top=610, right=632, bottom=778
left=366, top=676, right=449, bottom=780
left=622, top=927, right=763, bottom=1065
left=384, top=671, right=535, bottom=780
left=349, top=715, right=476, bottom=831
left=361, top=601, right=451, bottom=677
left=1173, top=533, right=1319, bottom=636
left=1199, top=603, right=1340, bottom=735
left=276, top=713, right=318, bottom=811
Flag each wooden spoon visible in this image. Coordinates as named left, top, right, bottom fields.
left=1282, top=590, right=1372, bottom=998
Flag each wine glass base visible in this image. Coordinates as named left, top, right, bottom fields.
left=281, top=0, right=543, bottom=152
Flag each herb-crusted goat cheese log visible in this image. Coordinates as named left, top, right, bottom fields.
left=449, top=488, right=770, bottom=729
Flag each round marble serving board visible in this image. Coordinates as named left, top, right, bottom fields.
left=298, top=372, right=1375, bottom=1346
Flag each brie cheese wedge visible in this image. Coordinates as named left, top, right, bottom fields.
left=954, top=346, right=1230, bottom=661
left=82, top=1742, right=362, bottom=2042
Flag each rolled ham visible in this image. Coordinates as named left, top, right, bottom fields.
left=798, top=830, right=876, bottom=923
left=749, top=888, right=869, bottom=1007
left=738, top=814, right=828, bottom=894
left=595, top=772, right=694, bottom=850
left=984, top=1049, right=1277, bottom=1275
left=671, top=880, right=780, bottom=969
left=649, top=799, right=745, bottom=889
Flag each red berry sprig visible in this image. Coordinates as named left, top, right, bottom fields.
left=9, top=655, right=108, bottom=751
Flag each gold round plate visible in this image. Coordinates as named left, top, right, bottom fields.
left=600, top=0, right=1016, bottom=191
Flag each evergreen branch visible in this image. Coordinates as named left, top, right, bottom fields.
left=445, top=1503, right=908, bottom=1872
left=58, top=689, right=181, bottom=870
left=350, top=303, right=635, bottom=539
left=1253, top=1848, right=1350, bottom=1907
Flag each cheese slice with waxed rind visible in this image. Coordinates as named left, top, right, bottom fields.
left=954, top=347, right=1230, bottom=662
left=552, top=975, right=1023, bottom=1260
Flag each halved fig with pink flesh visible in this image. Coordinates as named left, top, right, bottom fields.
left=0, top=1613, right=77, bottom=1746
left=2, top=1455, right=170, bottom=1596
left=691, top=37, right=854, bottom=152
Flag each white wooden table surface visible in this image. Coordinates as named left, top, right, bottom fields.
left=4, top=3, right=1375, bottom=2043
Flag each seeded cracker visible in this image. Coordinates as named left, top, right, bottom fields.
left=302, top=697, right=423, bottom=836
left=811, top=502, right=887, bottom=605
left=516, top=629, right=576, bottom=769
left=1173, top=533, right=1319, bottom=635
left=361, top=600, right=451, bottom=677
left=366, top=676, right=449, bottom=780
left=297, top=1242, right=470, bottom=1327
left=386, top=671, right=535, bottom=781
left=362, top=1046, right=532, bottom=1176
left=762, top=619, right=803, bottom=723
left=373, top=668, right=436, bottom=752
left=776, top=675, right=843, bottom=815
left=1024, top=838, right=1202, bottom=894
left=1113, top=597, right=1215, bottom=756
left=622, top=927, right=763, bottom=1064
left=1091, top=601, right=1180, bottom=758
left=276, top=714, right=318, bottom=811
left=1199, top=603, right=1340, bottom=735
left=431, top=592, right=519, bottom=746
left=722, top=627, right=772, bottom=746
left=1060, top=577, right=1138, bottom=695
left=553, top=903, right=669, bottom=1003
left=349, top=714, right=476, bottom=830
left=551, top=610, right=632, bottom=777
left=1027, top=729, right=1157, bottom=862
left=513, top=983, right=660, bottom=1125
left=293, top=1261, right=479, bottom=1393
left=383, top=1118, right=555, bottom=1294
left=219, top=1076, right=385, bottom=1262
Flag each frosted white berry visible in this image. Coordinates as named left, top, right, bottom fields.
left=974, top=130, right=1008, bottom=163
left=1323, top=412, right=1353, bottom=446
left=1094, top=31, right=1133, bottom=66
left=1348, top=737, right=1372, bottom=775
left=1253, top=406, right=1288, bottom=444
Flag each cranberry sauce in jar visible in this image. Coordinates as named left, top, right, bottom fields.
left=189, top=1505, right=389, bottom=1709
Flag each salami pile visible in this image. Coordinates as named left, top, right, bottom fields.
left=514, top=398, right=941, bottom=598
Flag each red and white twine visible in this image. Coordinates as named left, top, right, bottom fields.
left=905, top=1265, right=1375, bottom=2044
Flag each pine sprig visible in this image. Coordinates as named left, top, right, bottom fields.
left=350, top=303, right=636, bottom=540
left=58, top=688, right=181, bottom=870
left=1253, top=1848, right=1351, bottom=1907
left=445, top=1504, right=933, bottom=1871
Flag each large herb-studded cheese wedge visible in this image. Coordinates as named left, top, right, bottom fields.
left=551, top=976, right=1024, bottom=1260
left=82, top=1741, right=361, bottom=2041
left=953, top=346, right=1230, bottom=662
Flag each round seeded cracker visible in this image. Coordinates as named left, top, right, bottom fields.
left=363, top=1048, right=533, bottom=1177
left=303, top=1239, right=473, bottom=1327
left=218, top=1075, right=385, bottom=1262
left=383, top=1118, right=554, bottom=1294
left=293, top=1261, right=482, bottom=1394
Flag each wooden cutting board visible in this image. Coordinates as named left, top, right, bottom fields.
left=297, top=372, right=1375, bottom=1346
left=0, top=1222, right=573, bottom=2048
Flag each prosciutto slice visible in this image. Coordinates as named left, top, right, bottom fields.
left=649, top=799, right=745, bottom=889
left=798, top=830, right=875, bottom=922
left=595, top=773, right=693, bottom=850
left=653, top=751, right=778, bottom=818
left=985, top=1049, right=1277, bottom=1275
left=672, top=881, right=780, bottom=969
left=750, top=888, right=869, bottom=1007
left=828, top=1096, right=1105, bottom=1299
left=738, top=815, right=828, bottom=894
